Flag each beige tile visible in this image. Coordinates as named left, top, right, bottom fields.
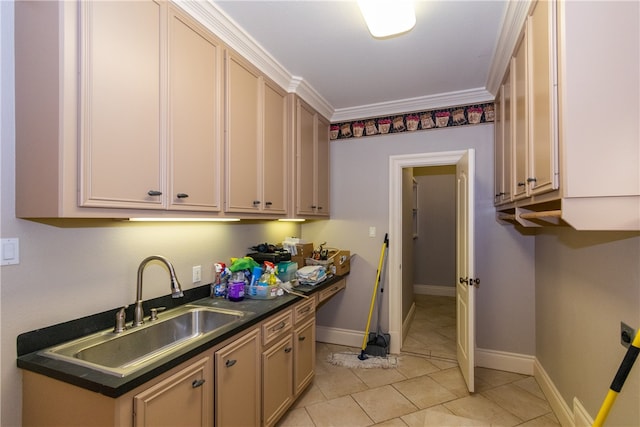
left=423, top=407, right=491, bottom=426
left=305, top=395, right=373, bottom=426
left=393, top=375, right=458, bottom=409
left=429, top=357, right=458, bottom=370
left=352, top=385, right=418, bottom=423
left=443, top=394, right=523, bottom=426
left=353, top=366, right=408, bottom=388
left=276, top=407, right=314, bottom=426
left=396, top=355, right=441, bottom=379
left=373, top=417, right=408, bottom=426
left=513, top=376, right=547, bottom=401
left=292, top=384, right=327, bottom=408
left=429, top=367, right=471, bottom=398
left=482, top=383, right=551, bottom=421
left=518, top=412, right=562, bottom=426
left=474, top=367, right=527, bottom=388
left=400, top=408, right=435, bottom=427
left=313, top=368, right=369, bottom=399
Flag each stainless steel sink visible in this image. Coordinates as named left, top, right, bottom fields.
left=41, top=305, right=247, bottom=377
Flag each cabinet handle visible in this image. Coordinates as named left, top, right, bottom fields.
left=317, top=206, right=323, bottom=210
left=272, top=321, right=286, bottom=332
left=299, top=306, right=311, bottom=314
left=495, top=192, right=505, bottom=197
left=147, top=190, right=162, bottom=196
left=265, top=201, right=272, bottom=207
left=192, top=379, right=206, bottom=388
left=284, top=347, right=292, bottom=353
left=527, top=177, right=537, bottom=183
left=176, top=193, right=189, bottom=199
left=225, top=359, right=237, bottom=368
left=311, top=205, right=317, bottom=209
left=299, top=336, right=306, bottom=342
left=253, top=200, right=261, bottom=206
left=517, top=182, right=526, bottom=187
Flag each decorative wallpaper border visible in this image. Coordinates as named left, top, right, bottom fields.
left=330, top=102, right=495, bottom=140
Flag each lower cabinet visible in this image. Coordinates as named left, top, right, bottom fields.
left=262, top=334, right=295, bottom=426
left=134, top=356, right=212, bottom=427
left=294, top=317, right=316, bottom=396
left=214, top=328, right=261, bottom=427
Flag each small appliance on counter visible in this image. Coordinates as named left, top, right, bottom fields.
left=247, top=242, right=292, bottom=264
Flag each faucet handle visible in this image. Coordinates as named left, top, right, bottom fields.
left=149, top=306, right=166, bottom=321
left=114, top=305, right=128, bottom=333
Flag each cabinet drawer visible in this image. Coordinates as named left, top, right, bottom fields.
left=293, top=298, right=315, bottom=325
left=317, top=279, right=346, bottom=304
left=262, top=310, right=293, bottom=347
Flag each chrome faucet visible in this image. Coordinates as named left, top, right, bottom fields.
left=132, top=255, right=184, bottom=327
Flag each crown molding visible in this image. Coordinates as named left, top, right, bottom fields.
left=330, top=88, right=494, bottom=123
left=174, top=0, right=334, bottom=119
left=485, top=0, right=532, bottom=95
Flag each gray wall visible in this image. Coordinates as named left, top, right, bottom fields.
left=305, top=124, right=537, bottom=360
left=412, top=166, right=456, bottom=288
left=536, top=228, right=640, bottom=425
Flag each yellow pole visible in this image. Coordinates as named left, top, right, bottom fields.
left=593, top=329, right=640, bottom=426
left=359, top=234, right=388, bottom=359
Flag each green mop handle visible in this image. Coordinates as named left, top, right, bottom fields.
left=593, top=329, right=640, bottom=426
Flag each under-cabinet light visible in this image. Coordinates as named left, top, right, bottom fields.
left=128, top=218, right=241, bottom=222
left=358, top=0, right=416, bottom=38
left=277, top=218, right=306, bottom=222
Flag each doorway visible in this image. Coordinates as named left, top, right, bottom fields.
left=403, top=165, right=457, bottom=359
left=387, top=150, right=471, bottom=355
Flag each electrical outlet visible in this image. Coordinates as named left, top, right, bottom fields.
left=192, top=265, right=202, bottom=283
left=621, top=322, right=635, bottom=348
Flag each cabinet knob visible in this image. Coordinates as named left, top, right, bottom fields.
left=284, top=347, right=292, bottom=353
left=191, top=379, right=206, bottom=388
left=517, top=182, right=526, bottom=187
left=298, top=336, right=306, bottom=342
left=147, top=190, right=162, bottom=196
left=317, top=206, right=323, bottom=210
left=225, top=359, right=237, bottom=368
left=253, top=200, right=261, bottom=206
left=311, top=205, right=317, bottom=209
left=176, top=193, right=189, bottom=199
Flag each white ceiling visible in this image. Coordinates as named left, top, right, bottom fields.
left=209, top=1, right=510, bottom=121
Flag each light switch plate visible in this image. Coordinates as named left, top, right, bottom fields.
left=192, top=265, right=202, bottom=283
left=1, top=238, right=19, bottom=266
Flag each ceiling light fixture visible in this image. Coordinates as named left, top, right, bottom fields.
left=357, top=0, right=416, bottom=39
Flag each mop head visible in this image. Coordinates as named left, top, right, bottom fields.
left=327, top=352, right=398, bottom=369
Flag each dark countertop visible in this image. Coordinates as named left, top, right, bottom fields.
left=16, top=274, right=346, bottom=398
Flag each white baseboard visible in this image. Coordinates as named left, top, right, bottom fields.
left=414, top=284, right=455, bottom=297
left=316, top=326, right=363, bottom=348
left=475, top=347, right=535, bottom=375
left=534, top=358, right=574, bottom=427
left=573, top=397, right=594, bottom=427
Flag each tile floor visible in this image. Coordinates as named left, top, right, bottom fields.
left=277, top=295, right=560, bottom=426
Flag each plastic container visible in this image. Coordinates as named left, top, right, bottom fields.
left=228, top=271, right=245, bottom=301
left=277, top=261, right=298, bottom=282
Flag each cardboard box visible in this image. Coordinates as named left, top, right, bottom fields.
left=291, top=243, right=313, bottom=268
left=333, top=250, right=351, bottom=275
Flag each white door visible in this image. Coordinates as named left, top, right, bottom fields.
left=456, top=149, right=476, bottom=392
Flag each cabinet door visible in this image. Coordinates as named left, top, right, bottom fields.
left=215, top=329, right=261, bottom=427
left=262, top=81, right=288, bottom=214
left=527, top=0, right=558, bottom=195
left=262, top=335, right=294, bottom=427
left=225, top=52, right=261, bottom=212
left=494, top=71, right=513, bottom=205
left=79, top=0, right=164, bottom=209
left=512, top=35, right=528, bottom=200
left=134, top=356, right=212, bottom=427
left=315, top=116, right=330, bottom=216
left=168, top=8, right=223, bottom=211
left=294, top=318, right=316, bottom=396
left=296, top=100, right=316, bottom=215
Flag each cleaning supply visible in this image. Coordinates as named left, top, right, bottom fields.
left=227, top=271, right=245, bottom=301
left=212, top=262, right=228, bottom=298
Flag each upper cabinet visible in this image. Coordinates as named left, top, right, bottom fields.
left=295, top=98, right=330, bottom=218
left=167, top=7, right=224, bottom=212
left=16, top=1, right=225, bottom=218
left=224, top=51, right=288, bottom=216
left=494, top=0, right=639, bottom=230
